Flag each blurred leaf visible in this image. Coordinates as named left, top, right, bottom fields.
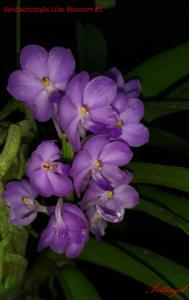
left=147, top=126, right=189, bottom=157
left=0, top=100, right=21, bottom=122
left=57, top=266, right=101, bottom=300
left=23, top=254, right=57, bottom=293
left=95, top=0, right=116, bottom=9
left=0, top=250, right=27, bottom=300
left=49, top=276, right=58, bottom=300
left=144, top=101, right=189, bottom=121
left=0, top=124, right=21, bottom=179
left=129, top=162, right=189, bottom=193
left=127, top=42, right=189, bottom=97
left=166, top=79, right=189, bottom=99
left=76, top=22, right=107, bottom=73
left=0, top=122, right=9, bottom=146
left=135, top=198, right=189, bottom=236
left=115, top=242, right=189, bottom=299
left=78, top=238, right=187, bottom=300
left=0, top=184, right=28, bottom=299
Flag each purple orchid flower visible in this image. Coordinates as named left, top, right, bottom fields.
left=70, top=135, right=133, bottom=197
left=2, top=180, right=38, bottom=226
left=26, top=140, right=73, bottom=197
left=7, top=44, right=75, bottom=122
left=104, top=68, right=149, bottom=146
left=81, top=173, right=139, bottom=224
left=37, top=199, right=89, bottom=259
left=84, top=206, right=108, bottom=240
left=106, top=67, right=141, bottom=98
left=58, top=72, right=117, bottom=151
left=108, top=93, right=150, bottom=146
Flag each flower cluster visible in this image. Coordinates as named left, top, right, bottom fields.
left=3, top=44, right=149, bottom=259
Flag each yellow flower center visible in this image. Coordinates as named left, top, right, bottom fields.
left=115, top=120, right=123, bottom=128
left=80, top=105, right=89, bottom=115
left=41, top=76, right=51, bottom=87
left=106, top=191, right=113, bottom=199
left=22, top=197, right=33, bottom=206
left=43, top=162, right=53, bottom=170
left=95, top=160, right=103, bottom=170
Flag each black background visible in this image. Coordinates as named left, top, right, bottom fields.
left=0, top=1, right=189, bottom=299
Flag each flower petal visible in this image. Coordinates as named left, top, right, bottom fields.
left=120, top=98, right=144, bottom=123
left=66, top=72, right=89, bottom=107
left=29, top=89, right=52, bottom=122
left=114, top=184, right=139, bottom=208
left=33, top=140, right=61, bottom=162
left=101, top=165, right=127, bottom=183
left=65, top=242, right=85, bottom=259
left=123, top=79, right=141, bottom=98
left=70, top=150, right=92, bottom=177
left=121, top=123, right=149, bottom=147
left=106, top=67, right=124, bottom=87
left=84, top=76, right=117, bottom=108
left=48, top=47, right=75, bottom=90
left=90, top=106, right=116, bottom=127
left=58, top=96, right=79, bottom=130
left=112, top=92, right=129, bottom=113
left=20, top=44, right=48, bottom=79
left=7, top=70, right=43, bottom=102
left=10, top=209, right=37, bottom=226
left=73, top=168, right=91, bottom=197
left=64, top=203, right=88, bottom=223
left=83, top=135, right=109, bottom=160
left=66, top=118, right=81, bottom=152
left=100, top=141, right=133, bottom=165
left=86, top=206, right=107, bottom=239
left=47, top=172, right=73, bottom=197
left=27, top=169, right=53, bottom=197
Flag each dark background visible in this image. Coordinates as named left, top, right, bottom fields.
left=1, top=1, right=189, bottom=299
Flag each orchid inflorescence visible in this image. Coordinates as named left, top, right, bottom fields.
left=3, top=45, right=149, bottom=259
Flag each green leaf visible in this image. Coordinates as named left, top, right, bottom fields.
left=144, top=101, right=189, bottom=121
left=57, top=266, right=101, bottom=300
left=115, top=242, right=189, bottom=299
left=137, top=184, right=189, bottom=223
left=129, top=162, right=189, bottom=193
left=135, top=198, right=189, bottom=236
left=95, top=0, right=116, bottom=9
left=76, top=22, right=107, bottom=73
left=62, top=134, right=74, bottom=163
left=127, top=42, right=189, bottom=97
left=78, top=238, right=188, bottom=300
